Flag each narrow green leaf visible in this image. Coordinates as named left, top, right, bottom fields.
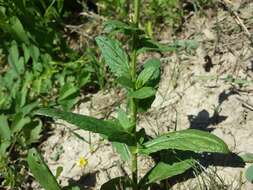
left=58, top=84, right=79, bottom=101
left=141, top=159, right=196, bottom=184
left=104, top=20, right=143, bottom=35
left=112, top=142, right=131, bottom=161
left=129, top=87, right=156, bottom=99
left=137, top=38, right=176, bottom=54
left=36, top=108, right=134, bottom=145
left=30, top=45, right=40, bottom=63
left=22, top=43, right=30, bottom=64
left=0, top=115, right=11, bottom=141
left=136, top=66, right=157, bottom=89
left=8, top=41, right=24, bottom=75
left=96, top=36, right=130, bottom=78
left=100, top=176, right=134, bottom=190
left=27, top=148, right=61, bottom=190
left=139, top=129, right=229, bottom=155
left=55, top=166, right=63, bottom=179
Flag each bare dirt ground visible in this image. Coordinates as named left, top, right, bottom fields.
left=35, top=1, right=253, bottom=189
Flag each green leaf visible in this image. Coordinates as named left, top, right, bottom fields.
left=96, top=36, right=130, bottom=78
left=117, top=109, right=132, bottom=131
left=112, top=142, right=131, bottom=161
left=100, top=176, right=134, bottom=190
left=55, top=166, right=63, bottom=179
left=139, top=129, right=229, bottom=155
left=9, top=16, right=29, bottom=44
left=136, top=66, right=157, bottom=89
left=118, top=76, right=134, bottom=89
left=22, top=43, right=30, bottom=64
left=137, top=38, right=176, bottom=54
left=104, top=20, right=143, bottom=35
left=23, top=119, right=42, bottom=144
left=11, top=114, right=31, bottom=134
left=140, top=159, right=196, bottom=185
left=58, top=84, right=79, bottom=101
left=246, top=164, right=253, bottom=183
left=36, top=108, right=135, bottom=145
left=30, top=45, right=40, bottom=63
left=129, top=87, right=156, bottom=99
left=27, top=148, right=61, bottom=190
left=8, top=41, right=24, bottom=75
left=0, top=115, right=11, bottom=141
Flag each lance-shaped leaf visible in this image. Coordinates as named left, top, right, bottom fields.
left=140, top=158, right=196, bottom=185
left=104, top=20, right=143, bottom=35
left=129, top=87, right=156, bottom=99
left=27, top=148, right=61, bottom=190
left=136, top=66, right=157, bottom=89
left=112, top=142, right=131, bottom=161
left=139, top=129, right=229, bottom=155
left=36, top=108, right=135, bottom=145
left=96, top=36, right=130, bottom=78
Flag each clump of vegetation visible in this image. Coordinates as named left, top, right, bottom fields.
left=30, top=1, right=244, bottom=189
left=1, top=0, right=253, bottom=189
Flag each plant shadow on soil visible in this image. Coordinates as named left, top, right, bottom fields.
left=187, top=89, right=239, bottom=132
left=63, top=172, right=98, bottom=190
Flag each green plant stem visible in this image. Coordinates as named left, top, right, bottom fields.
left=130, top=0, right=141, bottom=188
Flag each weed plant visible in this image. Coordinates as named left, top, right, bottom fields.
left=30, top=1, right=239, bottom=190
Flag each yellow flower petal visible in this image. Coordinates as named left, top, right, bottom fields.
left=76, top=156, right=88, bottom=168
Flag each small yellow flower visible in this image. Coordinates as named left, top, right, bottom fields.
left=76, top=156, right=88, bottom=168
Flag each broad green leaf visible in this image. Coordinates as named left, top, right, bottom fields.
left=118, top=76, right=134, bottom=89
left=112, top=142, right=131, bottom=161
left=104, top=20, right=143, bottom=35
left=246, top=164, right=253, bottom=183
left=140, top=159, right=196, bottom=184
left=117, top=109, right=131, bottom=131
left=139, top=129, right=229, bottom=155
left=136, top=66, right=157, bottom=89
left=143, top=58, right=161, bottom=85
left=96, top=36, right=130, bottom=78
left=100, top=176, right=134, bottom=190
left=9, top=16, right=29, bottom=44
left=0, top=115, right=11, bottom=141
left=27, top=148, right=61, bottom=190
left=129, top=87, right=156, bottom=99
left=36, top=108, right=135, bottom=145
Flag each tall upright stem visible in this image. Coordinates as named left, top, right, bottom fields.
left=130, top=0, right=141, bottom=188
